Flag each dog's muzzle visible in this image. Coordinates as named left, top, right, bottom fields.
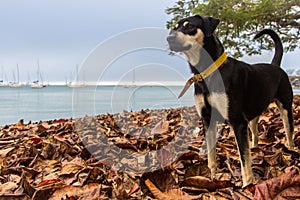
left=167, top=31, right=191, bottom=52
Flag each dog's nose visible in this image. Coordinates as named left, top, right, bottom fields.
left=167, top=34, right=176, bottom=43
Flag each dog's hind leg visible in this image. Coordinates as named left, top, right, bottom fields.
left=276, top=100, right=295, bottom=148
left=249, top=116, right=259, bottom=147
left=232, top=118, right=254, bottom=187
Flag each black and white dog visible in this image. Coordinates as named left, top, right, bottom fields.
left=167, top=15, right=294, bottom=187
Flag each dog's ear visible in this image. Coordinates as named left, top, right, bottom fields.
left=202, top=16, right=220, bottom=37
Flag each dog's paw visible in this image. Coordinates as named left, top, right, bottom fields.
left=242, top=175, right=256, bottom=188
left=210, top=173, right=216, bottom=181
left=286, top=141, right=295, bottom=149
left=251, top=140, right=258, bottom=148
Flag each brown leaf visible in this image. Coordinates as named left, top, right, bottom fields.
left=113, top=139, right=138, bottom=151
left=177, top=151, right=203, bottom=162
left=151, top=121, right=169, bottom=135
left=0, top=182, right=18, bottom=194
left=53, top=119, right=68, bottom=124
left=60, top=157, right=87, bottom=176
left=264, top=151, right=284, bottom=166
left=36, top=179, right=64, bottom=189
left=0, top=147, right=15, bottom=157
left=144, top=117, right=152, bottom=123
left=180, top=176, right=233, bottom=192
left=275, top=186, right=300, bottom=199
left=32, top=188, right=54, bottom=200
left=48, top=183, right=100, bottom=200
left=41, top=143, right=56, bottom=159
left=142, top=168, right=176, bottom=192
left=254, top=168, right=300, bottom=199
left=113, top=177, right=129, bottom=199
left=21, top=172, right=35, bottom=197
left=156, top=148, right=173, bottom=166
left=145, top=179, right=199, bottom=200
left=185, top=163, right=211, bottom=178
left=127, top=182, right=139, bottom=196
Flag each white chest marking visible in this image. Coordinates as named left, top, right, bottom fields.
left=194, top=93, right=229, bottom=120
left=207, top=93, right=229, bottom=120
left=184, top=44, right=201, bottom=66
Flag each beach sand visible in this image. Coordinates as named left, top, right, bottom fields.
left=1, top=95, right=300, bottom=199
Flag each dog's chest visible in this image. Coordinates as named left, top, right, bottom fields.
left=194, top=93, right=229, bottom=120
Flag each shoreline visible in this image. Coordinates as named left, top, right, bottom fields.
left=0, top=80, right=300, bottom=87
left=1, top=94, right=300, bottom=127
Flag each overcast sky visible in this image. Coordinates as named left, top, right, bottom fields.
left=0, top=0, right=180, bottom=83
left=0, top=0, right=298, bottom=84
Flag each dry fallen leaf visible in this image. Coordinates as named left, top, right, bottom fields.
left=48, top=183, right=100, bottom=200
left=254, top=168, right=300, bottom=199
left=180, top=176, right=233, bottom=192
left=145, top=179, right=200, bottom=200
left=0, top=147, right=15, bottom=157
left=0, top=182, right=18, bottom=194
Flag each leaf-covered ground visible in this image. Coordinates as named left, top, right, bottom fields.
left=1, top=96, right=300, bottom=200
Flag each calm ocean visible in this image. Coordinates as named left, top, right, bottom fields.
left=0, top=85, right=195, bottom=126
left=0, top=86, right=299, bottom=126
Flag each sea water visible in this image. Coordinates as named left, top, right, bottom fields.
left=0, top=86, right=299, bottom=126
left=0, top=86, right=194, bottom=125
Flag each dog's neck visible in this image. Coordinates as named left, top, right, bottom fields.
left=183, top=44, right=202, bottom=67
left=186, top=34, right=224, bottom=74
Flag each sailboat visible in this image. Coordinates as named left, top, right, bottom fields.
left=67, top=65, right=86, bottom=88
left=0, top=79, right=8, bottom=87
left=31, top=60, right=46, bottom=89
left=9, top=64, right=22, bottom=88
left=0, top=66, right=7, bottom=87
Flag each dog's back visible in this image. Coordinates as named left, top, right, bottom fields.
left=240, top=63, right=292, bottom=120
left=239, top=29, right=293, bottom=121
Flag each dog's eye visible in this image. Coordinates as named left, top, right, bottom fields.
left=183, top=21, right=195, bottom=30
left=183, top=23, right=197, bottom=35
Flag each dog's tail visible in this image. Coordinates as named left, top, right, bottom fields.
left=254, top=29, right=283, bottom=67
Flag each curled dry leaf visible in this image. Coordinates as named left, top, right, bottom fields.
left=48, top=183, right=101, bottom=200
left=0, top=182, right=18, bottom=194
left=0, top=147, right=15, bottom=157
left=145, top=179, right=200, bottom=200
left=156, top=148, right=173, bottom=167
left=254, top=168, right=300, bottom=199
left=36, top=179, right=64, bottom=189
left=60, top=157, right=87, bottom=176
left=180, top=176, right=233, bottom=192
left=151, top=121, right=170, bottom=135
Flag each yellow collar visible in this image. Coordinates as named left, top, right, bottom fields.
left=179, top=52, right=228, bottom=98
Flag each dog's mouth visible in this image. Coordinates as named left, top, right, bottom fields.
left=167, top=35, right=191, bottom=52
left=168, top=42, right=191, bottom=52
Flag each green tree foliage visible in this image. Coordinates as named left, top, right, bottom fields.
left=166, top=0, right=300, bottom=58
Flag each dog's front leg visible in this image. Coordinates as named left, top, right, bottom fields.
left=232, top=119, right=255, bottom=187
left=203, top=117, right=217, bottom=180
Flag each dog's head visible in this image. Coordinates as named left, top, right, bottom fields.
left=167, top=15, right=220, bottom=53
